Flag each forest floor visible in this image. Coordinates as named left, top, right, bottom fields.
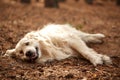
left=0, top=0, right=120, bottom=80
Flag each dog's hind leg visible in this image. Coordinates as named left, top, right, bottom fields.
left=78, top=31, right=105, bottom=43
left=67, top=38, right=112, bottom=66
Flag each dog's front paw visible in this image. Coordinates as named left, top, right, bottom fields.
left=4, top=49, right=15, bottom=57
left=4, top=50, right=11, bottom=57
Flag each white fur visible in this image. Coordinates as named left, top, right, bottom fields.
left=5, top=24, right=112, bottom=66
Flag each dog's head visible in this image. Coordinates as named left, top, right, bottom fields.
left=5, top=37, right=41, bottom=62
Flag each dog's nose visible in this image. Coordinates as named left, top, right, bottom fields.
left=26, top=51, right=33, bottom=57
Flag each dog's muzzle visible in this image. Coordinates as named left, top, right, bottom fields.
left=25, top=47, right=39, bottom=61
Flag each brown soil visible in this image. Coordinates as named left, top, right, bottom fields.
left=0, top=0, right=120, bottom=80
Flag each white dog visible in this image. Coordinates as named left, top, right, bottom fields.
left=5, top=24, right=112, bottom=66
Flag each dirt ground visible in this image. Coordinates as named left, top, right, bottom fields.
left=0, top=0, right=120, bottom=80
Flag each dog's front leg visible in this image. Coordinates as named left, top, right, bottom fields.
left=4, top=49, right=16, bottom=57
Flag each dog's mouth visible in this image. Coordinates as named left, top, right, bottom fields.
left=30, top=53, right=38, bottom=60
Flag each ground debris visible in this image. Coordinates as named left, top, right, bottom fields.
left=0, top=0, right=120, bottom=80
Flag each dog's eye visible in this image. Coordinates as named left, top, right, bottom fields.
left=20, top=50, right=23, bottom=54
left=25, top=42, right=29, bottom=46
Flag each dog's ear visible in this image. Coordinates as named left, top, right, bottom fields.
left=4, top=49, right=16, bottom=58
